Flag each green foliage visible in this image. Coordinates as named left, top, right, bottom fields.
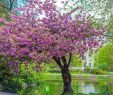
left=18, top=63, right=40, bottom=84
left=0, top=56, right=13, bottom=82
left=0, top=56, right=24, bottom=92
left=0, top=1, right=10, bottom=20
left=41, top=63, right=60, bottom=73
left=85, top=67, right=108, bottom=75
left=0, top=59, right=40, bottom=93
left=96, top=62, right=108, bottom=70
left=1, top=77, right=25, bottom=93
left=95, top=43, right=113, bottom=71
left=70, top=68, right=83, bottom=74
left=48, top=68, right=61, bottom=73
left=71, top=54, right=82, bottom=67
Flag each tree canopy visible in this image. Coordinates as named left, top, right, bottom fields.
left=95, top=43, right=113, bottom=71
left=0, top=0, right=104, bottom=72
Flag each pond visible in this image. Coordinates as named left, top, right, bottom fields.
left=18, top=79, right=113, bottom=95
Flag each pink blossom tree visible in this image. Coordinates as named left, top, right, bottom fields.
left=0, top=0, right=104, bottom=94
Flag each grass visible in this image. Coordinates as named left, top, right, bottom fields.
left=38, top=72, right=113, bottom=82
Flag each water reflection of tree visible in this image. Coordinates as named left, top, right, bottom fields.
left=78, top=81, right=109, bottom=94
left=106, top=82, right=113, bottom=94
left=82, top=81, right=97, bottom=94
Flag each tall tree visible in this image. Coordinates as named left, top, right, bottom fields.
left=0, top=0, right=15, bottom=11
left=0, top=0, right=28, bottom=11
left=0, top=0, right=104, bottom=94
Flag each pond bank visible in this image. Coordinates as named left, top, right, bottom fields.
left=39, top=73, right=113, bottom=81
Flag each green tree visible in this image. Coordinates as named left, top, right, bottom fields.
left=95, top=43, right=113, bottom=71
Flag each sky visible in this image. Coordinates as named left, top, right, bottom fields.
left=16, top=0, right=112, bottom=21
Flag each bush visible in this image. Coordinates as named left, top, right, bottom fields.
left=0, top=60, right=40, bottom=93
left=19, top=63, right=40, bottom=84
left=70, top=67, right=83, bottom=73
left=40, top=61, right=61, bottom=73
left=85, top=67, right=108, bottom=75
left=95, top=62, right=108, bottom=70
left=1, top=77, right=25, bottom=93
left=0, top=56, right=14, bottom=83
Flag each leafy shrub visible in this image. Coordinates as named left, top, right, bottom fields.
left=18, top=63, right=40, bottom=84
left=40, top=61, right=61, bottom=73
left=95, top=62, right=108, bottom=70
left=70, top=67, right=83, bottom=73
left=0, top=60, right=40, bottom=93
left=0, top=56, right=13, bottom=82
left=85, top=67, right=108, bottom=75
left=1, top=77, right=25, bottom=93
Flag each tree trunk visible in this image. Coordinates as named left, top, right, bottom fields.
left=53, top=56, right=73, bottom=95
left=61, top=67, right=73, bottom=95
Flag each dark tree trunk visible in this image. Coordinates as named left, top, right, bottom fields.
left=53, top=54, right=73, bottom=95
left=9, top=0, right=15, bottom=11
left=61, top=66, right=73, bottom=95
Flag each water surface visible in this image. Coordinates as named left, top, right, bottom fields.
left=18, top=79, right=113, bottom=95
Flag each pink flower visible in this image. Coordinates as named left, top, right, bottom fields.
left=0, top=18, right=5, bottom=23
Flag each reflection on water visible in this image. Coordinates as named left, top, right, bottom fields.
left=17, top=80, right=113, bottom=95
left=81, top=82, right=99, bottom=94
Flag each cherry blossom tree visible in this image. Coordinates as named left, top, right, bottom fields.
left=0, top=0, right=104, bottom=94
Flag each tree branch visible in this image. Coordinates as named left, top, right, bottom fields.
left=53, top=57, right=63, bottom=69
left=61, top=56, right=68, bottom=66
left=9, top=0, right=15, bottom=11
left=67, top=53, right=72, bottom=67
